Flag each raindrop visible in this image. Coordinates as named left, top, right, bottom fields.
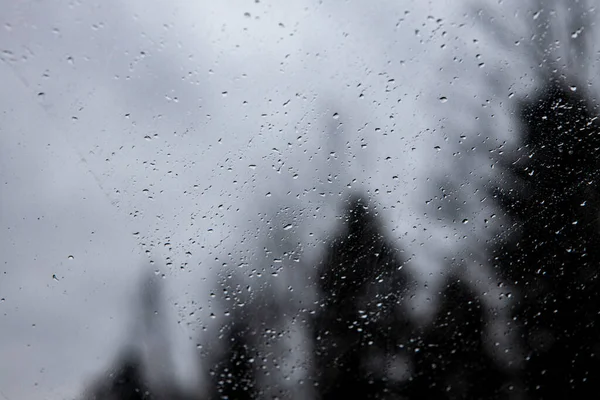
left=283, top=224, right=293, bottom=230
left=332, top=112, right=340, bottom=120
left=569, top=85, right=577, bottom=92
left=67, top=255, right=74, bottom=260
left=462, top=219, right=469, bottom=224
left=439, top=96, right=448, bottom=103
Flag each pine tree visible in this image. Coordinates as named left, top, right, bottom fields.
left=312, top=194, right=412, bottom=399
left=85, top=350, right=154, bottom=400
left=204, top=199, right=308, bottom=400
left=83, top=272, right=189, bottom=400
left=407, top=277, right=510, bottom=399
left=208, top=319, right=258, bottom=400
left=492, top=80, right=600, bottom=397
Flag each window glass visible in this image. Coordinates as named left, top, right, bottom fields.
left=1, top=0, right=598, bottom=399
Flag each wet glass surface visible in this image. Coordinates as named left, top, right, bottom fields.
left=1, top=1, right=599, bottom=399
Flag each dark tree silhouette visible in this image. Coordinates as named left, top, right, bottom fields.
left=83, top=273, right=191, bottom=400
left=492, top=80, right=600, bottom=398
left=204, top=200, right=308, bottom=400
left=406, top=277, right=511, bottom=400
left=207, top=319, right=259, bottom=400
left=311, top=194, right=412, bottom=399
left=85, top=350, right=154, bottom=400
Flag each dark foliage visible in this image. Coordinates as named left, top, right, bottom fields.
left=407, top=278, right=510, bottom=400
left=491, top=81, right=600, bottom=398
left=208, top=320, right=258, bottom=400
left=85, top=350, right=154, bottom=400
left=311, top=194, right=412, bottom=399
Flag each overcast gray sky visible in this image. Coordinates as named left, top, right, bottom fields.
left=0, top=0, right=576, bottom=398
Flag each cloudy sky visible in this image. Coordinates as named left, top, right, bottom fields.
left=0, top=0, right=560, bottom=398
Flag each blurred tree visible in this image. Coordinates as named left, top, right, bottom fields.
left=83, top=272, right=190, bottom=400
left=207, top=318, right=258, bottom=400
left=465, top=0, right=600, bottom=396
left=311, top=194, right=412, bottom=399
left=203, top=200, right=308, bottom=400
left=406, top=277, right=511, bottom=399
left=85, top=349, right=154, bottom=400
left=492, top=80, right=600, bottom=398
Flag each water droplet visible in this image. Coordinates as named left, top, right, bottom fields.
left=283, top=224, right=293, bottom=230
left=67, top=255, right=74, bottom=260
left=434, top=146, right=441, bottom=151
left=439, top=96, right=448, bottom=103
left=569, top=85, right=577, bottom=92
left=332, top=112, right=339, bottom=120
left=462, top=219, right=469, bottom=224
